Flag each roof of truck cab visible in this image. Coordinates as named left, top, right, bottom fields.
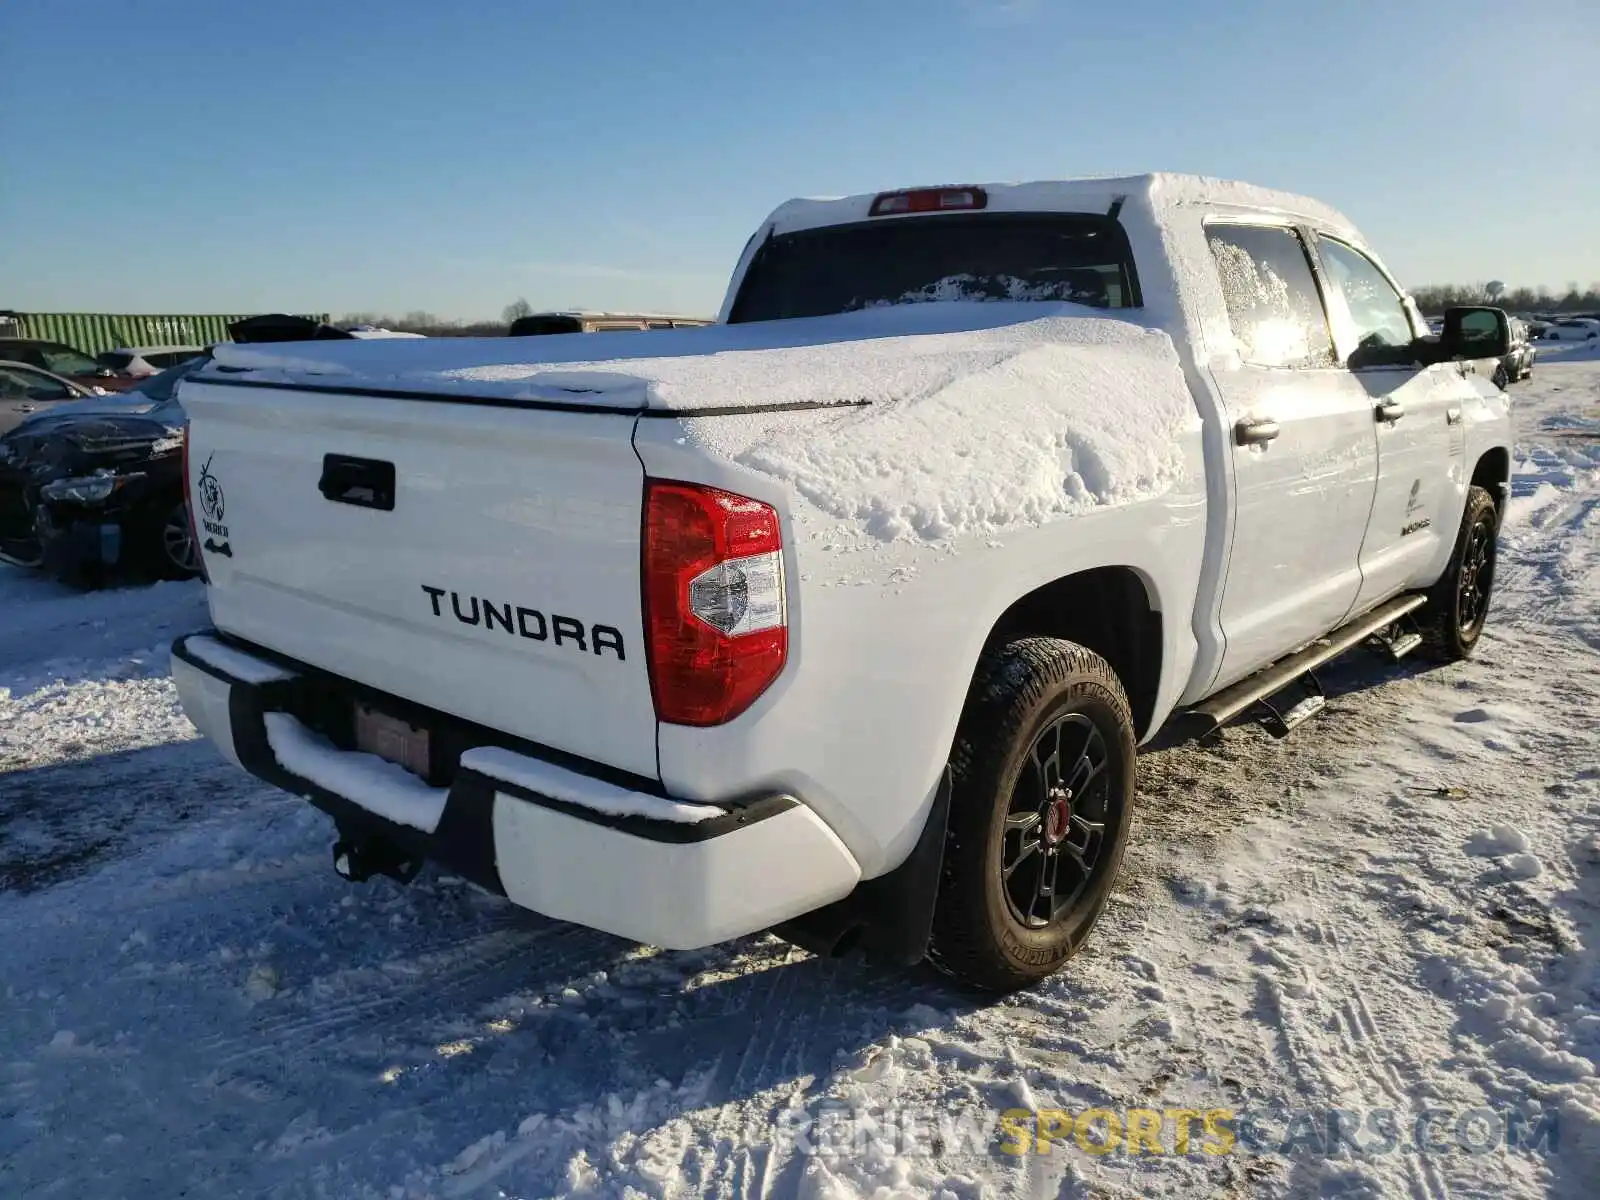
left=762, top=173, right=1358, bottom=238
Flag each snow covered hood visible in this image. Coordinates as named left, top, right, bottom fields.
left=202, top=303, right=1176, bottom=414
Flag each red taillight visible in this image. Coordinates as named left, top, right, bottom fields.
left=182, top=422, right=206, bottom=580
left=643, top=480, right=787, bottom=726
left=869, top=186, right=988, bottom=217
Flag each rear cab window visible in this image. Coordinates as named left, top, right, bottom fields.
left=1205, top=223, right=1335, bottom=369
left=727, top=213, right=1141, bottom=324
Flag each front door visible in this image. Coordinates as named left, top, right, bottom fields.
left=1203, top=222, right=1381, bottom=692
left=1312, top=236, right=1460, bottom=610
left=0, top=366, right=81, bottom=435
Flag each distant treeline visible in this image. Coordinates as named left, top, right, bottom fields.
left=343, top=283, right=1600, bottom=334
left=1410, top=284, right=1600, bottom=316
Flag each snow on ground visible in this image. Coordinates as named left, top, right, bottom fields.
left=2, top=348, right=1597, bottom=1199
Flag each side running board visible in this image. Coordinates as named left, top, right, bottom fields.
left=1187, top=593, right=1429, bottom=737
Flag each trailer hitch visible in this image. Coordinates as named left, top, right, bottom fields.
left=332, top=837, right=423, bottom=885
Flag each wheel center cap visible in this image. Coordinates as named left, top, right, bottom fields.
left=1044, top=788, right=1071, bottom=844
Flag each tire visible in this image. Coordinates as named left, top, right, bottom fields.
left=1418, top=485, right=1499, bottom=662
left=1492, top=364, right=1509, bottom=390
left=928, top=637, right=1136, bottom=993
left=153, top=500, right=201, bottom=579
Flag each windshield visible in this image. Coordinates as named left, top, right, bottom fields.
left=728, top=213, right=1140, bottom=324
left=37, top=343, right=100, bottom=377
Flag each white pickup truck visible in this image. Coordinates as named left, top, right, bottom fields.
left=170, top=174, right=1513, bottom=991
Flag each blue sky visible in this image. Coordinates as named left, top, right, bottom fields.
left=2, top=0, right=1595, bottom=319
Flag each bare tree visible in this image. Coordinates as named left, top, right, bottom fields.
left=503, top=298, right=534, bottom=325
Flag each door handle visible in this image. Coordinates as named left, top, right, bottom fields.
left=1376, top=401, right=1406, bottom=423
left=1446, top=405, right=1463, bottom=425
left=319, top=454, right=396, bottom=511
left=1235, top=418, right=1281, bottom=446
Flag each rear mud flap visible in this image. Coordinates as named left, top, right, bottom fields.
left=773, top=766, right=951, bottom=967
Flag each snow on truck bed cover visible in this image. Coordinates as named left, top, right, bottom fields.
left=201, top=303, right=1201, bottom=545
left=204, top=302, right=1174, bottom=412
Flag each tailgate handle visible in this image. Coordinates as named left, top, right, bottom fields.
left=319, top=454, right=395, bottom=511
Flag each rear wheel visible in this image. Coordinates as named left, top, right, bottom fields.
left=1492, top=363, right=1509, bottom=390
left=1418, top=485, right=1498, bottom=662
left=928, top=638, right=1135, bottom=993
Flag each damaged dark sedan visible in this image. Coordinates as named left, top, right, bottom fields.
left=0, top=358, right=204, bottom=584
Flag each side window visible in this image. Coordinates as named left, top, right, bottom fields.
left=1315, top=238, right=1415, bottom=365
left=0, top=367, right=71, bottom=401
left=0, top=368, right=33, bottom=398
left=1206, top=225, right=1334, bottom=369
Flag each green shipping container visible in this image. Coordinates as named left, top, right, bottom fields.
left=0, top=311, right=330, bottom=358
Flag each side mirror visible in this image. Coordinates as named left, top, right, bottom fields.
left=1441, top=306, right=1510, bottom=360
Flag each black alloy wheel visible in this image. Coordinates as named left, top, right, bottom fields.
left=1001, top=712, right=1115, bottom=928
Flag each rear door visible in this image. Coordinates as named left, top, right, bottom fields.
left=1312, top=235, right=1460, bottom=609
left=181, top=381, right=660, bottom=778
left=1203, top=222, right=1380, bottom=690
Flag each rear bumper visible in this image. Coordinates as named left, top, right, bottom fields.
left=169, top=631, right=860, bottom=948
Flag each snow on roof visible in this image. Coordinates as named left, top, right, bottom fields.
left=764, top=173, right=1358, bottom=239
left=110, top=344, right=206, bottom=356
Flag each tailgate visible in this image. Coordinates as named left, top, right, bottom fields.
left=180, top=381, right=659, bottom=778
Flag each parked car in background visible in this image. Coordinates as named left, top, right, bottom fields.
left=0, top=356, right=206, bottom=582
left=344, top=326, right=427, bottom=339
left=95, top=345, right=208, bottom=379
left=0, top=338, right=137, bottom=391
left=508, top=311, right=714, bottom=335
left=223, top=314, right=426, bottom=343
left=0, top=362, right=98, bottom=434
left=1494, top=318, right=1537, bottom=387
left=1542, top=318, right=1600, bottom=341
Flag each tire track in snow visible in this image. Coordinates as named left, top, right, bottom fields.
left=1309, top=861, right=1451, bottom=1200
left=202, top=922, right=599, bottom=1069
left=689, top=950, right=810, bottom=1200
